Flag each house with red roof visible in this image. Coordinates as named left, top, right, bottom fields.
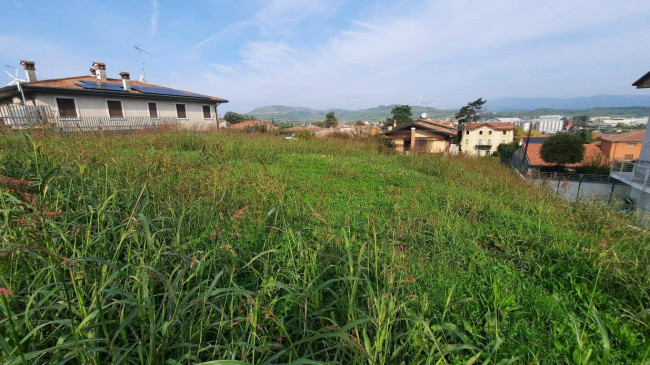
left=512, top=137, right=606, bottom=172
left=461, top=121, right=515, bottom=156
left=229, top=120, right=278, bottom=131
left=0, top=60, right=228, bottom=129
left=384, top=118, right=457, bottom=153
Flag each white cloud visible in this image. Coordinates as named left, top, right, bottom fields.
left=196, top=0, right=650, bottom=111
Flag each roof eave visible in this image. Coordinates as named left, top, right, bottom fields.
left=632, top=71, right=650, bottom=88
left=21, top=85, right=228, bottom=103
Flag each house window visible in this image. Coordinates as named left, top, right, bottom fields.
left=106, top=100, right=124, bottom=118
left=488, top=131, right=492, bottom=135
left=464, top=139, right=469, bottom=145
left=479, top=131, right=483, bottom=135
left=55, top=97, right=77, bottom=118
left=465, top=130, right=469, bottom=135
left=501, top=139, right=506, bottom=144
left=627, top=143, right=637, bottom=147
left=502, top=131, right=507, bottom=135
left=624, top=153, right=634, bottom=160
left=487, top=139, right=492, bottom=145
left=176, top=104, right=187, bottom=119
left=478, top=138, right=483, bottom=145
left=148, top=102, right=158, bottom=118
left=486, top=151, right=491, bottom=157
left=202, top=105, right=212, bottom=119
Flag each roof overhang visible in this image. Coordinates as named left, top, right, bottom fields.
left=632, top=71, right=650, bottom=89
left=0, top=85, right=228, bottom=104
left=385, top=121, right=457, bottom=137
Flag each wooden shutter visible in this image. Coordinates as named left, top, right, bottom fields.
left=176, top=104, right=187, bottom=119
left=148, top=102, right=158, bottom=118
left=202, top=105, right=211, bottom=119
left=107, top=100, right=124, bottom=118
left=56, top=98, right=77, bottom=118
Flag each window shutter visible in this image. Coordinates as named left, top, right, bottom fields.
left=107, top=100, right=124, bottom=118
left=176, top=104, right=187, bottom=119
left=148, top=102, right=158, bottom=118
left=202, top=105, right=211, bottom=119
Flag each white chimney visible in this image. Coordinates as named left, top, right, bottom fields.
left=20, top=60, right=36, bottom=82
left=120, top=71, right=131, bottom=91
left=92, top=61, right=107, bottom=81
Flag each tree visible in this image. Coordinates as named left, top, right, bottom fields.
left=514, top=126, right=543, bottom=138
left=355, top=120, right=365, bottom=126
left=224, top=111, right=254, bottom=124
left=540, top=133, right=585, bottom=167
left=577, top=129, right=593, bottom=143
left=496, top=141, right=519, bottom=157
left=324, top=112, right=339, bottom=128
left=455, top=98, right=486, bottom=148
left=455, top=98, right=486, bottom=127
left=390, top=105, right=413, bottom=125
left=571, top=115, right=590, bottom=127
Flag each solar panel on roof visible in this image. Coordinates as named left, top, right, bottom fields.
left=76, top=80, right=126, bottom=91
left=131, top=85, right=209, bottom=98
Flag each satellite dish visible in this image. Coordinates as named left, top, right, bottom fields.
left=421, top=112, right=427, bottom=119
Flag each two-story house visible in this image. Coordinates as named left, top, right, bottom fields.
left=461, top=121, right=515, bottom=156
left=0, top=60, right=228, bottom=130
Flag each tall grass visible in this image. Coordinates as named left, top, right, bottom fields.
left=0, top=130, right=648, bottom=364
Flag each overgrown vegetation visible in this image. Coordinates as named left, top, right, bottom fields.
left=0, top=130, right=648, bottom=364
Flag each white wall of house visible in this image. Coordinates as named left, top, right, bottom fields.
left=32, top=92, right=218, bottom=128
left=462, top=126, right=514, bottom=156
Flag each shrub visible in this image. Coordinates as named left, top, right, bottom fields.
left=540, top=133, right=585, bottom=166
left=294, top=130, right=315, bottom=140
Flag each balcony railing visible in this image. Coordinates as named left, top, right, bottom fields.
left=475, top=144, right=493, bottom=150
left=610, top=159, right=650, bottom=192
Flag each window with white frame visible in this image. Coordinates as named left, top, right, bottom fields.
left=176, top=104, right=187, bottom=119
left=55, top=97, right=78, bottom=118
left=202, top=105, right=212, bottom=119
left=106, top=100, right=124, bottom=118
left=148, top=102, right=158, bottom=118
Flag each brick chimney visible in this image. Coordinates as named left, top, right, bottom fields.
left=92, top=61, right=107, bottom=81
left=120, top=71, right=131, bottom=91
left=20, top=60, right=36, bottom=82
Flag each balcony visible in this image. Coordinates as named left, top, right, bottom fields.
left=475, top=144, right=493, bottom=150
left=610, top=159, right=650, bottom=193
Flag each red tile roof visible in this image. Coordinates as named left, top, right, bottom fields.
left=385, top=119, right=457, bottom=136
left=465, top=122, right=515, bottom=131
left=524, top=143, right=604, bottom=167
left=599, top=130, right=645, bottom=143
left=18, top=75, right=227, bottom=102
left=229, top=120, right=277, bottom=129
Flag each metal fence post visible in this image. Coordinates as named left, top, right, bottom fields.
left=576, top=175, right=583, bottom=203
left=608, top=182, right=615, bottom=205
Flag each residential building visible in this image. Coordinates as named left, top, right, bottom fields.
left=599, top=130, right=645, bottom=161
left=461, top=121, right=515, bottom=156
left=512, top=139, right=605, bottom=173
left=610, top=71, right=650, bottom=213
left=384, top=118, right=457, bottom=153
left=0, top=60, right=228, bottom=128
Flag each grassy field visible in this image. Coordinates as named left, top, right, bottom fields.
left=0, top=130, right=648, bottom=364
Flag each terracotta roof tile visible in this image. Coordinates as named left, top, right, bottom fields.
left=465, top=122, right=515, bottom=131
left=599, top=130, right=645, bottom=142
left=229, top=120, right=277, bottom=129
left=524, top=143, right=603, bottom=167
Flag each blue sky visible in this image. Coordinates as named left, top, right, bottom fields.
left=2, top=0, right=650, bottom=113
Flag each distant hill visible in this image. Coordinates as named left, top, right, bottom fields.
left=487, top=94, right=650, bottom=111
left=487, top=107, right=650, bottom=119
left=246, top=105, right=456, bottom=123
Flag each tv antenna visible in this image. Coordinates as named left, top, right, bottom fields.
left=415, top=96, right=433, bottom=106
left=134, top=45, right=150, bottom=83
left=4, top=64, right=26, bottom=104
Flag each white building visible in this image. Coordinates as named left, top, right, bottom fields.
left=610, top=71, right=650, bottom=215
left=532, top=115, right=565, bottom=134
left=0, top=60, right=228, bottom=129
